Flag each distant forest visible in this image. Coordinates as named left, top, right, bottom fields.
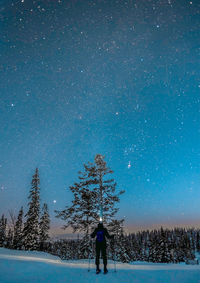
left=1, top=213, right=199, bottom=263
left=49, top=227, right=199, bottom=263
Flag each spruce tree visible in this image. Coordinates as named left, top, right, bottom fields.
left=114, top=233, right=131, bottom=263
left=23, top=168, right=40, bottom=250
left=196, top=231, right=200, bottom=252
left=6, top=228, right=13, bottom=248
left=13, top=207, right=24, bottom=249
left=39, top=203, right=50, bottom=251
left=55, top=154, right=124, bottom=235
left=156, top=227, right=171, bottom=263
left=0, top=215, right=7, bottom=247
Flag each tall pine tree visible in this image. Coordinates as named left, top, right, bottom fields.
left=39, top=203, right=50, bottom=251
left=56, top=154, right=124, bottom=235
left=0, top=214, right=7, bottom=247
left=23, top=168, right=40, bottom=250
left=6, top=228, right=13, bottom=248
left=13, top=207, right=24, bottom=249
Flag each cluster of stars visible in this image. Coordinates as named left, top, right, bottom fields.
left=0, top=0, right=199, bottom=230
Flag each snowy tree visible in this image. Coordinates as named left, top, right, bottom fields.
left=23, top=168, right=40, bottom=250
left=156, top=228, right=171, bottom=263
left=55, top=154, right=124, bottom=235
left=6, top=228, right=13, bottom=248
left=8, top=210, right=16, bottom=239
left=0, top=214, right=7, bottom=247
left=196, top=231, right=200, bottom=252
left=39, top=203, right=50, bottom=251
left=56, top=188, right=95, bottom=235
left=112, top=233, right=131, bottom=263
left=13, top=207, right=24, bottom=249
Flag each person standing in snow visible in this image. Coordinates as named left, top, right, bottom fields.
left=91, top=222, right=114, bottom=274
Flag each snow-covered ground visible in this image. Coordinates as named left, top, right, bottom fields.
left=1, top=248, right=200, bottom=283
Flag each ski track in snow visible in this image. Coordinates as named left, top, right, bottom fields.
left=1, top=251, right=200, bottom=270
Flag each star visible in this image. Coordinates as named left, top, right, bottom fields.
left=1, top=186, right=5, bottom=191
left=0, top=0, right=199, bottom=235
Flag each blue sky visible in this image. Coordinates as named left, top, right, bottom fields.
left=0, top=0, right=200, bottom=233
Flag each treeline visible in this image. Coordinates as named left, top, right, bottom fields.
left=48, top=227, right=199, bottom=263
left=0, top=168, right=50, bottom=251
left=125, top=227, right=198, bottom=263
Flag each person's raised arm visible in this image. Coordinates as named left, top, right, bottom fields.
left=91, top=228, right=97, bottom=238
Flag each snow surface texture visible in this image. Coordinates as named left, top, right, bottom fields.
left=1, top=248, right=200, bottom=283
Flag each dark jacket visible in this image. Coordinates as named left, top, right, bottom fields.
left=91, top=223, right=113, bottom=245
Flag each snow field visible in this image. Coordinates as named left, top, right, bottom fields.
left=1, top=248, right=200, bottom=283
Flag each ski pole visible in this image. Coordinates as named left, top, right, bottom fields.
left=114, top=254, right=116, bottom=272
left=113, top=239, right=117, bottom=272
left=88, top=239, right=91, bottom=272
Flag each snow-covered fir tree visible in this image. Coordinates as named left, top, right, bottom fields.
left=56, top=187, right=95, bottom=242
left=6, top=228, right=13, bottom=248
left=23, top=168, right=40, bottom=250
left=114, top=233, right=131, bottom=263
left=13, top=207, right=24, bottom=249
left=39, top=203, right=50, bottom=250
left=196, top=231, right=200, bottom=252
left=55, top=154, right=124, bottom=260
left=93, top=154, right=124, bottom=228
left=156, top=227, right=171, bottom=263
left=56, top=154, right=124, bottom=235
left=0, top=214, right=7, bottom=247
left=148, top=230, right=158, bottom=262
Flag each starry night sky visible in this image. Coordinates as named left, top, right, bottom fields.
left=0, top=0, right=200, bottom=234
